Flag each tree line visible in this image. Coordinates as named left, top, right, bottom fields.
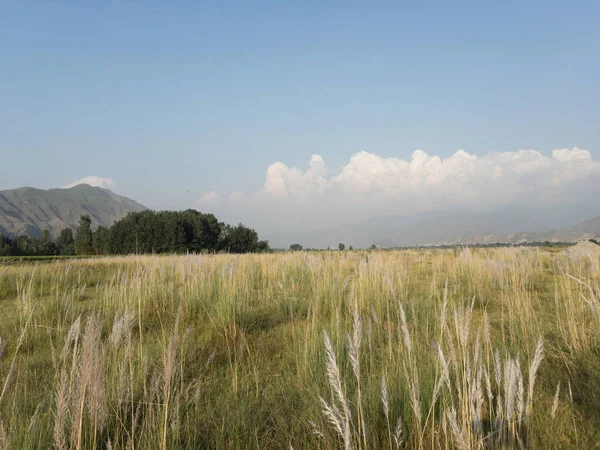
left=0, top=210, right=270, bottom=256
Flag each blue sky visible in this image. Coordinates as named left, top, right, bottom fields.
left=1, top=1, right=599, bottom=230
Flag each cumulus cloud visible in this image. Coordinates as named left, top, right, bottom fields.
left=200, top=148, right=600, bottom=232
left=63, top=176, right=117, bottom=190
left=197, top=190, right=222, bottom=206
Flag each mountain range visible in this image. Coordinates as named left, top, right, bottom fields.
left=265, top=206, right=600, bottom=249
left=0, top=184, right=146, bottom=237
left=1, top=185, right=598, bottom=248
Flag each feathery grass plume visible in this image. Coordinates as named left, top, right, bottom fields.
left=434, top=342, right=451, bottom=391
left=453, top=299, right=474, bottom=350
left=108, top=310, right=135, bottom=347
left=370, top=305, right=380, bottom=326
left=322, top=331, right=349, bottom=418
left=568, top=380, right=573, bottom=405
left=381, top=375, right=389, bottom=420
left=404, top=362, right=422, bottom=430
left=351, top=300, right=362, bottom=357
left=446, top=407, right=467, bottom=450
left=516, top=359, right=525, bottom=425
left=321, top=330, right=352, bottom=450
left=308, top=420, right=325, bottom=440
left=398, top=301, right=412, bottom=354
left=393, top=416, right=403, bottom=449
left=206, top=349, right=217, bottom=367
left=83, top=315, right=106, bottom=429
left=54, top=368, right=69, bottom=450
left=494, top=349, right=502, bottom=389
left=440, top=280, right=449, bottom=340
left=483, top=363, right=493, bottom=410
left=526, top=337, right=544, bottom=422
left=472, top=364, right=485, bottom=435
left=60, top=316, right=81, bottom=361
left=71, top=315, right=105, bottom=450
left=347, top=336, right=359, bottom=381
left=28, top=398, right=47, bottom=433
left=342, top=275, right=353, bottom=296
left=504, top=358, right=519, bottom=422
left=348, top=301, right=362, bottom=381
left=0, top=338, right=5, bottom=360
left=551, top=382, right=561, bottom=419
left=319, top=397, right=346, bottom=441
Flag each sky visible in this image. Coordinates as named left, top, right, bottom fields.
left=1, top=1, right=599, bottom=233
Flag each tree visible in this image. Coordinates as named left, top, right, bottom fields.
left=74, top=215, right=94, bottom=255
left=38, top=229, right=57, bottom=255
left=348, top=245, right=354, bottom=251
left=290, top=244, right=303, bottom=251
left=338, top=243, right=345, bottom=251
left=0, top=234, right=15, bottom=256
left=371, top=244, right=377, bottom=250
left=56, top=228, right=75, bottom=255
left=93, top=226, right=111, bottom=255
left=219, top=223, right=266, bottom=253
left=257, top=240, right=271, bottom=253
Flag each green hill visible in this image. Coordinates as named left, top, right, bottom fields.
left=0, top=184, right=146, bottom=237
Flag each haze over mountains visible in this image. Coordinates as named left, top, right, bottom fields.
left=1, top=184, right=598, bottom=248
left=0, top=185, right=146, bottom=237
left=266, top=206, right=600, bottom=249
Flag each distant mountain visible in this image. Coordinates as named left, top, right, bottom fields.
left=547, top=216, right=600, bottom=242
left=266, top=206, right=600, bottom=249
left=0, top=184, right=146, bottom=237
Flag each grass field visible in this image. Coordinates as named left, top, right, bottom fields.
left=0, top=248, right=599, bottom=449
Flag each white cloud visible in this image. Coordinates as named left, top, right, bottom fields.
left=63, top=176, right=117, bottom=190
left=552, top=148, right=591, bottom=162
left=200, top=148, right=600, bottom=232
left=197, top=190, right=222, bottom=206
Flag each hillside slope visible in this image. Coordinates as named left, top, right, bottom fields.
left=0, top=184, right=146, bottom=237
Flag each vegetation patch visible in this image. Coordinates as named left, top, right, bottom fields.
left=0, top=249, right=599, bottom=448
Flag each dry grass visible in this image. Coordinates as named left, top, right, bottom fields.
left=0, top=248, right=599, bottom=448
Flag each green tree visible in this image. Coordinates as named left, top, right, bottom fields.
left=338, top=243, right=345, bottom=251
left=93, top=226, right=111, bottom=255
left=56, top=228, right=75, bottom=255
left=74, top=215, right=94, bottom=255
left=0, top=234, right=15, bottom=256
left=257, top=240, right=271, bottom=253
left=38, top=229, right=57, bottom=255
left=220, top=223, right=262, bottom=253
left=290, top=244, right=303, bottom=251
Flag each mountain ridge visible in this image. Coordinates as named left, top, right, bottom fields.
left=0, top=184, right=146, bottom=237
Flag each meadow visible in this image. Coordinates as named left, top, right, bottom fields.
left=0, top=247, right=599, bottom=449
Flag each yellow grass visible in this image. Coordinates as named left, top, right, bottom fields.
left=0, top=248, right=599, bottom=448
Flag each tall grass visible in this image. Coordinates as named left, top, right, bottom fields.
left=0, top=248, right=598, bottom=448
